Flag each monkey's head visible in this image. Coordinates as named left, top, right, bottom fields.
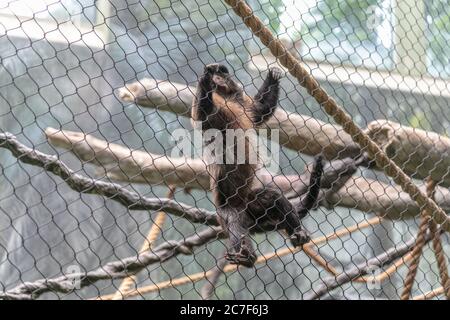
left=204, top=63, right=241, bottom=96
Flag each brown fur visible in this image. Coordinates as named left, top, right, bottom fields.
left=192, top=63, right=323, bottom=267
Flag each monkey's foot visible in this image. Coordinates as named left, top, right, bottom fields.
left=269, top=67, right=283, bottom=80
left=289, top=229, right=310, bottom=247
left=225, top=249, right=257, bottom=268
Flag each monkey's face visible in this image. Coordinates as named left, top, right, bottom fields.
left=204, top=64, right=237, bottom=95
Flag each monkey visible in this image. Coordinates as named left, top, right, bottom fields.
left=191, top=63, right=323, bottom=267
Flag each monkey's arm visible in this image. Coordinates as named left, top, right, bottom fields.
left=253, top=67, right=282, bottom=124
left=296, top=155, right=324, bottom=219
left=192, top=70, right=215, bottom=122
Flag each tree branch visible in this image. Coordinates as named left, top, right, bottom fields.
left=0, top=132, right=305, bottom=232
left=118, top=79, right=450, bottom=188
left=0, top=132, right=219, bottom=227
left=45, top=127, right=210, bottom=188
left=365, top=120, right=450, bottom=188
left=44, top=128, right=450, bottom=221
left=0, top=227, right=223, bottom=300
left=117, top=79, right=360, bottom=160
left=305, top=230, right=440, bottom=300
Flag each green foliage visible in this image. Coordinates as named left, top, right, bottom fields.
left=304, top=0, right=381, bottom=43
left=408, top=111, right=432, bottom=131
left=427, top=0, right=450, bottom=66
left=259, top=0, right=284, bottom=33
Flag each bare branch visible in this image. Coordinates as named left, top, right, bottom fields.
left=117, top=79, right=360, bottom=160
left=365, top=120, right=450, bottom=188
left=45, top=127, right=210, bottom=189
left=0, top=132, right=219, bottom=227
left=0, top=132, right=303, bottom=232
left=44, top=129, right=450, bottom=221
left=0, top=227, right=223, bottom=300
left=118, top=80, right=450, bottom=188
left=305, top=230, right=440, bottom=300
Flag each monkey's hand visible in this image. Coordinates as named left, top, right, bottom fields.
left=199, top=68, right=214, bottom=92
left=268, top=66, right=283, bottom=81
left=289, top=229, right=310, bottom=247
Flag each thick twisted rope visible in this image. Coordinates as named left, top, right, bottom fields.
left=425, top=179, right=450, bottom=299
left=401, top=178, right=450, bottom=299
left=400, top=207, right=430, bottom=299
left=223, top=0, right=450, bottom=233
left=110, top=186, right=176, bottom=300
left=430, top=220, right=450, bottom=299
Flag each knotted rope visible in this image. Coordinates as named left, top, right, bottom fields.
left=223, top=0, right=450, bottom=233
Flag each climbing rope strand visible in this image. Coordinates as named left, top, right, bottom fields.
left=425, top=178, right=450, bottom=299
left=401, top=177, right=450, bottom=300
left=429, top=221, right=450, bottom=299
left=413, top=286, right=445, bottom=300
left=223, top=0, right=450, bottom=234
left=400, top=213, right=429, bottom=300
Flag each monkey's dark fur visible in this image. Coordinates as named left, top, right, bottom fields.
left=192, top=63, right=323, bottom=267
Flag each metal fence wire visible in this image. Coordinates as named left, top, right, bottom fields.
left=0, top=0, right=449, bottom=300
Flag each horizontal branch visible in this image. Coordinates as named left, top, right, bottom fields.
left=118, top=79, right=450, bottom=187
left=0, top=132, right=299, bottom=233
left=305, top=229, right=440, bottom=300
left=365, top=120, right=450, bottom=188
left=45, top=128, right=354, bottom=191
left=0, top=132, right=219, bottom=227
left=0, top=227, right=223, bottom=300
left=117, top=78, right=360, bottom=160
left=45, top=127, right=210, bottom=189
left=44, top=129, right=450, bottom=221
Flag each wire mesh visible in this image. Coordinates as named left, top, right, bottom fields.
left=0, top=0, right=449, bottom=300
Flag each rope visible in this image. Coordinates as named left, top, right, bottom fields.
left=429, top=221, right=450, bottom=299
left=426, top=179, right=450, bottom=299
left=401, top=177, right=450, bottom=300
left=400, top=209, right=430, bottom=299
left=223, top=0, right=450, bottom=234
left=110, top=186, right=176, bottom=300
left=413, top=286, right=445, bottom=300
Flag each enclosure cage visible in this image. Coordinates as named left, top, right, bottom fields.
left=0, top=0, right=449, bottom=300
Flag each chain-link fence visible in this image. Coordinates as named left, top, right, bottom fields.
left=0, top=0, right=449, bottom=300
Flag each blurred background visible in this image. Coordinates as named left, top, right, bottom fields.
left=0, top=0, right=449, bottom=299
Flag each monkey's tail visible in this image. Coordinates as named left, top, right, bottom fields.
left=296, top=155, right=324, bottom=219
